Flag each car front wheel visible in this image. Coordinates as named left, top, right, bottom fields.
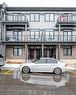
left=53, top=67, right=62, bottom=75
left=22, top=66, right=30, bottom=74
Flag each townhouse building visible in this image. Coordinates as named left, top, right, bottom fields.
left=0, top=3, right=76, bottom=63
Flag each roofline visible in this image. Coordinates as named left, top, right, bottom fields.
left=6, top=7, right=76, bottom=11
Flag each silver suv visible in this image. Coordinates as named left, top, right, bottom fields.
left=0, top=55, right=5, bottom=67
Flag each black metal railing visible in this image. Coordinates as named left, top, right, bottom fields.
left=5, top=35, right=76, bottom=42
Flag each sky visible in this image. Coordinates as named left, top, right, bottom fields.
left=0, top=0, right=76, bottom=7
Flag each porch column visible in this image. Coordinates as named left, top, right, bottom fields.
left=2, top=24, right=5, bottom=41
left=0, top=24, right=1, bottom=41
left=25, top=44, right=28, bottom=61
left=34, top=49, right=36, bottom=59
left=58, top=44, right=60, bottom=60
left=0, top=44, right=3, bottom=56
left=58, top=25, right=61, bottom=60
left=42, top=44, right=44, bottom=57
left=3, top=24, right=6, bottom=41
left=3, top=44, right=6, bottom=61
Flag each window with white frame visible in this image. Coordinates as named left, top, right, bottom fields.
left=45, top=29, right=54, bottom=41
left=30, top=31, right=35, bottom=39
left=63, top=46, right=72, bottom=56
left=72, top=14, right=76, bottom=21
left=13, top=14, right=18, bottom=21
left=45, top=14, right=54, bottom=22
left=30, top=13, right=39, bottom=22
left=13, top=47, right=22, bottom=56
left=30, top=29, right=40, bottom=41
left=6, top=13, right=25, bottom=21
left=6, top=13, right=13, bottom=21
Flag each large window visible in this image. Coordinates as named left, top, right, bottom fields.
left=45, top=29, right=54, bottom=41
left=68, top=14, right=72, bottom=21
left=63, top=30, right=72, bottom=42
left=6, top=13, right=13, bottom=21
left=63, top=46, right=72, bottom=56
left=6, top=13, right=25, bottom=21
left=13, top=47, right=22, bottom=56
left=13, top=31, right=22, bottom=41
left=30, top=13, right=40, bottom=22
left=45, top=13, right=54, bottom=22
left=30, top=29, right=40, bottom=41
left=72, top=14, right=76, bottom=21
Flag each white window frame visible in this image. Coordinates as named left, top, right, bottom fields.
left=30, top=13, right=40, bottom=22
left=13, top=47, right=22, bottom=56
left=45, top=13, right=54, bottom=22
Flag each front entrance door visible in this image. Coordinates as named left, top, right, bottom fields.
left=28, top=49, right=34, bottom=60
left=36, top=49, right=42, bottom=59
left=49, top=48, right=56, bottom=58
left=28, top=46, right=56, bottom=60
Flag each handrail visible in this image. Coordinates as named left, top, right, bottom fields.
left=5, top=35, right=76, bottom=42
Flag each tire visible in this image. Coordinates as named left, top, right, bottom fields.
left=21, top=74, right=30, bottom=81
left=22, top=66, right=30, bottom=74
left=53, top=67, right=62, bottom=75
left=53, top=74, right=62, bottom=82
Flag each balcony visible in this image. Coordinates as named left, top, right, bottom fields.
left=56, top=14, right=76, bottom=27
left=2, top=13, right=28, bottom=25
left=4, top=35, right=76, bottom=43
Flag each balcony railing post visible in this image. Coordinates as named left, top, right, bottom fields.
left=25, top=24, right=27, bottom=41
left=25, top=44, right=28, bottom=61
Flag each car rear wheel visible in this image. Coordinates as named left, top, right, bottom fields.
left=53, top=67, right=62, bottom=75
left=22, top=66, right=30, bottom=74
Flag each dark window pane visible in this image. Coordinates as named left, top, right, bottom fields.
left=13, top=47, right=22, bottom=56
left=36, top=59, right=46, bottom=64
left=47, top=59, right=57, bottom=63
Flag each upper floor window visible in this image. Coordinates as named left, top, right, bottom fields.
left=72, top=14, right=76, bottom=21
left=30, top=13, right=40, bottom=22
left=68, top=14, right=72, bottom=21
left=30, top=29, right=40, bottom=40
left=45, top=13, right=54, bottom=22
left=45, top=29, right=54, bottom=39
left=6, top=13, right=13, bottom=21
left=6, top=13, right=25, bottom=21
left=13, top=13, right=25, bottom=21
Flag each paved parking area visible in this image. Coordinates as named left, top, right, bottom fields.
left=0, top=69, right=76, bottom=95
left=0, top=63, right=76, bottom=95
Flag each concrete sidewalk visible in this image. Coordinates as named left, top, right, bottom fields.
left=2, top=64, right=20, bottom=70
